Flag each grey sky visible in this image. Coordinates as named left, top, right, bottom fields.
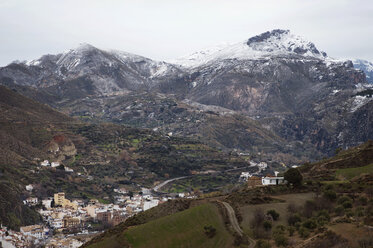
left=0, top=0, right=372, bottom=66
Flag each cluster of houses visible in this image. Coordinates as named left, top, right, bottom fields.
left=39, top=160, right=74, bottom=172
left=17, top=185, right=194, bottom=247
left=1, top=226, right=34, bottom=248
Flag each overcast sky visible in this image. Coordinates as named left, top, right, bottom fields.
left=0, top=0, right=372, bottom=66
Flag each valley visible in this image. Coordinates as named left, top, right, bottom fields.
left=0, top=28, right=372, bottom=248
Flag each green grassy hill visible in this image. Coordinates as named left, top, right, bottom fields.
left=87, top=203, right=233, bottom=248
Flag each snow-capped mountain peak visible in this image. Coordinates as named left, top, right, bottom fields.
left=171, top=29, right=327, bottom=68
left=246, top=29, right=327, bottom=58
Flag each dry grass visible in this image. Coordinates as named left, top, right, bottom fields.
left=328, top=223, right=373, bottom=247
left=240, top=193, right=315, bottom=233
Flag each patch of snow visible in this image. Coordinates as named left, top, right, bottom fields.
left=26, top=59, right=41, bottom=66
left=332, top=89, right=340, bottom=95
left=351, top=95, right=372, bottom=112
left=191, top=81, right=197, bottom=88
left=170, top=30, right=328, bottom=68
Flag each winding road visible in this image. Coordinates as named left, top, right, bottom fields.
left=220, top=201, right=256, bottom=248
left=152, top=176, right=189, bottom=192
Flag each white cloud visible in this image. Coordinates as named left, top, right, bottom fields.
left=0, top=0, right=372, bottom=65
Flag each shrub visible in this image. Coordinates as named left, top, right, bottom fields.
left=288, top=213, right=301, bottom=226
left=358, top=196, right=368, bottom=206
left=302, top=219, right=317, bottom=229
left=337, top=196, right=352, bottom=205
left=263, top=220, right=272, bottom=231
left=255, top=240, right=271, bottom=248
left=298, top=227, right=310, bottom=238
left=342, top=201, right=353, bottom=209
left=317, top=210, right=330, bottom=222
left=355, top=206, right=365, bottom=217
left=267, top=209, right=280, bottom=221
left=334, top=205, right=345, bottom=216
left=274, top=234, right=289, bottom=247
left=346, top=209, right=354, bottom=218
left=323, top=190, right=337, bottom=201
left=233, top=233, right=244, bottom=246
left=203, top=225, right=216, bottom=238
left=287, top=226, right=295, bottom=236
left=284, top=168, right=303, bottom=186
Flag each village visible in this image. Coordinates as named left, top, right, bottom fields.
left=0, top=158, right=289, bottom=248
left=0, top=158, right=196, bottom=248
left=1, top=187, right=195, bottom=248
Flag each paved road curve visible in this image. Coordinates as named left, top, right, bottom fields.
left=152, top=176, right=189, bottom=192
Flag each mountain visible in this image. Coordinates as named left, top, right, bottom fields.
left=0, top=29, right=372, bottom=161
left=174, top=30, right=371, bottom=154
left=353, top=59, right=373, bottom=84
left=172, top=29, right=327, bottom=68
left=1, top=43, right=184, bottom=98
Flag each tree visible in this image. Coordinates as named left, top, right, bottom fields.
left=284, top=168, right=303, bottom=187
left=263, top=220, right=272, bottom=231
left=267, top=210, right=280, bottom=221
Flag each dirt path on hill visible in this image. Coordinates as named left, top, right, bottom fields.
left=220, top=201, right=256, bottom=248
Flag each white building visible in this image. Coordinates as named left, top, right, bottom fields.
left=240, top=172, right=251, bottom=180
left=20, top=225, right=47, bottom=239
left=40, top=160, right=50, bottom=166
left=42, top=199, right=52, bottom=209
left=143, top=199, right=159, bottom=211
left=51, top=162, right=60, bottom=168
left=50, top=219, right=63, bottom=229
left=64, top=166, right=74, bottom=172
left=25, top=184, right=34, bottom=191
left=261, top=176, right=285, bottom=185
left=24, top=197, right=38, bottom=206
left=257, top=162, right=268, bottom=171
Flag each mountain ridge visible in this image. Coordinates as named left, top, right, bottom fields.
left=0, top=29, right=372, bottom=160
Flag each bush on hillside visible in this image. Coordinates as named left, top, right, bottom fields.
left=288, top=213, right=301, bottom=226
left=298, top=227, right=310, bottom=238
left=323, top=190, right=337, bottom=201
left=284, top=168, right=303, bottom=187
left=263, top=220, right=272, bottom=231
left=255, top=240, right=271, bottom=248
left=274, top=234, right=288, bottom=247
left=203, top=225, right=216, bottom=238
left=267, top=209, right=280, bottom=221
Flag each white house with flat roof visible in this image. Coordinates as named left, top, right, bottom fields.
left=262, top=176, right=285, bottom=185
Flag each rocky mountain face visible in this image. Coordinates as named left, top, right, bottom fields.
left=1, top=29, right=372, bottom=161
left=353, top=59, right=373, bottom=84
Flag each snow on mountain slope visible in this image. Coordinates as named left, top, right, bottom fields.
left=171, top=29, right=328, bottom=68
left=353, top=59, right=373, bottom=84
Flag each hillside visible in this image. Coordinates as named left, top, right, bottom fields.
left=84, top=141, right=373, bottom=247
left=0, top=85, right=255, bottom=230
left=299, top=140, right=373, bottom=181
